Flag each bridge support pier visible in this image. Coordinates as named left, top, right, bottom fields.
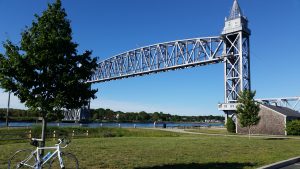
left=219, top=0, right=251, bottom=132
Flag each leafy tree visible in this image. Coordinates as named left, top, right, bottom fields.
left=170, top=115, right=178, bottom=122
left=138, top=111, right=150, bottom=121
left=46, top=111, right=64, bottom=122
left=0, top=0, right=97, bottom=148
left=286, top=120, right=300, bottom=135
left=236, top=90, right=260, bottom=138
left=152, top=112, right=160, bottom=121
left=226, top=117, right=236, bottom=133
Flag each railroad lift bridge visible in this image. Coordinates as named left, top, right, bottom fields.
left=63, top=0, right=300, bottom=121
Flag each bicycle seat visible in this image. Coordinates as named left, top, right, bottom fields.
left=30, top=140, right=39, bottom=147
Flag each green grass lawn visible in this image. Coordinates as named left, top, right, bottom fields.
left=1, top=128, right=300, bottom=169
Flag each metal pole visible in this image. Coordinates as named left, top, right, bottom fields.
left=6, top=91, right=11, bottom=127
left=40, top=115, right=47, bottom=156
left=88, top=85, right=91, bottom=110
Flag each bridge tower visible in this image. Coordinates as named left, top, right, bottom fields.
left=219, top=0, right=251, bottom=122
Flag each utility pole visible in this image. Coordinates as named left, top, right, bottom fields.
left=6, top=91, right=11, bottom=127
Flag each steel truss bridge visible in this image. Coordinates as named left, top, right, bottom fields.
left=63, top=0, right=299, bottom=121
left=256, top=97, right=300, bottom=112
left=87, top=37, right=226, bottom=83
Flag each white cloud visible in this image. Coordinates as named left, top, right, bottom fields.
left=0, top=90, right=26, bottom=109
left=0, top=89, right=184, bottom=114
left=0, top=89, right=222, bottom=116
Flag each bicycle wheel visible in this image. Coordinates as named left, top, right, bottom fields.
left=49, top=152, right=79, bottom=169
left=8, top=149, right=37, bottom=169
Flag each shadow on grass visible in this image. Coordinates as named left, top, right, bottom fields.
left=263, top=138, right=290, bottom=141
left=134, top=162, right=256, bottom=169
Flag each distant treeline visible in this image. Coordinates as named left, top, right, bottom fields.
left=0, top=108, right=62, bottom=122
left=0, top=108, right=39, bottom=122
left=0, top=108, right=224, bottom=123
left=90, top=108, right=224, bottom=123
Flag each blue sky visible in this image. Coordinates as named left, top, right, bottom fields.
left=0, top=0, right=299, bottom=116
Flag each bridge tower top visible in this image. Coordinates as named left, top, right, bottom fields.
left=229, top=0, right=243, bottom=20
left=222, top=0, right=251, bottom=35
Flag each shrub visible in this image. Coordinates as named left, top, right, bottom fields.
left=103, top=131, right=116, bottom=137
left=286, top=120, right=300, bottom=135
left=226, top=117, right=236, bottom=133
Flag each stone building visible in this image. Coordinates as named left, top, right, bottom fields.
left=236, top=104, right=300, bottom=135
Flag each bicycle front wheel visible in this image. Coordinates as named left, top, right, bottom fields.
left=49, top=152, right=78, bottom=169
left=8, top=149, right=37, bottom=169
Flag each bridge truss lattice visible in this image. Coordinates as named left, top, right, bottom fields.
left=88, top=37, right=227, bottom=83
left=256, top=97, right=300, bottom=112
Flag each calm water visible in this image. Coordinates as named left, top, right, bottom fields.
left=0, top=121, right=224, bottom=128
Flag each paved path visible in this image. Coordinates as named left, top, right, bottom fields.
left=280, top=162, right=300, bottom=169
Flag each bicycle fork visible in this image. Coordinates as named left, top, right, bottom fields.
left=34, top=162, right=41, bottom=169
left=58, top=148, right=65, bottom=169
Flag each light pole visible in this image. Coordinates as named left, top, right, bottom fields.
left=6, top=91, right=11, bottom=127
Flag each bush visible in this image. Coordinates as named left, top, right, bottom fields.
left=286, top=120, right=300, bottom=135
left=226, top=117, right=236, bottom=133
left=103, top=131, right=116, bottom=137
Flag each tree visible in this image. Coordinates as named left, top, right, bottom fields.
left=138, top=111, right=150, bottom=122
left=236, top=90, right=260, bottom=138
left=0, top=0, right=97, bottom=149
left=152, top=112, right=160, bottom=121
left=226, top=117, right=236, bottom=133
left=286, top=120, right=300, bottom=135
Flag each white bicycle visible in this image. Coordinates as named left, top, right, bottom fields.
left=8, top=138, right=78, bottom=169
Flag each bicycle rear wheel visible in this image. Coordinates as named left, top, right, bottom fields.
left=8, top=149, right=37, bottom=169
left=49, top=152, right=78, bottom=169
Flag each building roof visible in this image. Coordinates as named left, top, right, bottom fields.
left=228, top=0, right=243, bottom=20
left=262, top=104, right=300, bottom=118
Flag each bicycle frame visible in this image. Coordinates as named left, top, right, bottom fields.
left=19, top=141, right=67, bottom=169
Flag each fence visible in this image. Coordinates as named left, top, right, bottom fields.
left=0, top=129, right=91, bottom=141
left=0, top=130, right=32, bottom=141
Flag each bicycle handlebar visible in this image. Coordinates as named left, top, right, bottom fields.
left=31, top=138, right=70, bottom=148
left=57, top=138, right=63, bottom=145
left=56, top=138, right=70, bottom=148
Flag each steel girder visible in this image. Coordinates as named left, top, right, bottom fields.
left=256, top=97, right=300, bottom=112
left=63, top=109, right=81, bottom=121
left=62, top=108, right=89, bottom=121
left=87, top=37, right=227, bottom=83
left=223, top=32, right=250, bottom=103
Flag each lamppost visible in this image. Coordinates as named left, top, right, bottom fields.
left=6, top=91, right=11, bottom=127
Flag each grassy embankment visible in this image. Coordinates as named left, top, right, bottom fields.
left=1, top=127, right=300, bottom=169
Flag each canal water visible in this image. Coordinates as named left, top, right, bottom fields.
left=0, top=121, right=224, bottom=128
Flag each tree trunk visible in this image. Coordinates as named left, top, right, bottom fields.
left=40, top=115, right=47, bottom=156
left=6, top=92, right=11, bottom=127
